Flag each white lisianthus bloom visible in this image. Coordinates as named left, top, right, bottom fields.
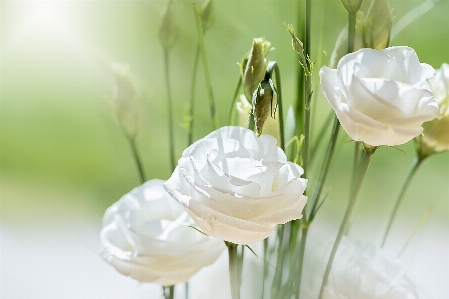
left=419, top=63, right=449, bottom=154
left=164, top=126, right=307, bottom=245
left=100, top=179, right=225, bottom=286
left=323, top=238, right=419, bottom=299
left=320, top=47, right=442, bottom=146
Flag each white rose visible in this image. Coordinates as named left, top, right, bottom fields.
left=323, top=238, right=418, bottom=299
left=100, top=179, right=225, bottom=286
left=163, top=126, right=307, bottom=245
left=419, top=63, right=449, bottom=154
left=320, top=47, right=442, bottom=146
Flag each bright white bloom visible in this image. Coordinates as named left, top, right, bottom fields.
left=419, top=63, right=449, bottom=154
left=324, top=238, right=418, bottom=299
left=100, top=179, right=225, bottom=286
left=164, top=126, right=307, bottom=245
left=320, top=47, right=441, bottom=146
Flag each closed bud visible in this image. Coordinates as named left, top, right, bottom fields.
left=252, top=79, right=276, bottom=137
left=243, top=38, right=268, bottom=101
left=159, top=0, right=177, bottom=49
left=330, top=11, right=365, bottom=68
left=341, top=0, right=364, bottom=14
left=417, top=63, right=449, bottom=156
left=200, top=0, right=214, bottom=33
left=363, top=0, right=392, bottom=50
left=110, top=63, right=140, bottom=138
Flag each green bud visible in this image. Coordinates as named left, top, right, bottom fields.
left=200, top=0, right=214, bottom=33
left=341, top=0, right=364, bottom=14
left=110, top=63, right=140, bottom=138
left=159, top=0, right=177, bottom=49
left=243, top=38, right=268, bottom=101
left=252, top=79, right=276, bottom=137
left=330, top=11, right=365, bottom=68
left=363, top=0, right=392, bottom=50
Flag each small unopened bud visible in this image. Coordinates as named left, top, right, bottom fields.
left=341, top=0, right=364, bottom=14
left=417, top=63, right=449, bottom=156
left=159, top=0, right=177, bottom=49
left=243, top=38, right=268, bottom=101
left=363, top=0, right=392, bottom=49
left=330, top=11, right=365, bottom=68
left=110, top=63, right=140, bottom=138
left=252, top=79, right=276, bottom=137
left=200, top=0, right=214, bottom=33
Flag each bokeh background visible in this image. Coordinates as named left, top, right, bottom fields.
left=1, top=0, right=448, bottom=298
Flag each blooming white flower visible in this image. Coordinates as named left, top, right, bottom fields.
left=419, top=63, right=449, bottom=154
left=320, top=47, right=442, bottom=146
left=323, top=238, right=419, bottom=299
left=164, top=126, right=307, bottom=245
left=100, top=179, right=225, bottom=286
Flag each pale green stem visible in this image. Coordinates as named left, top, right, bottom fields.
left=228, top=77, right=242, bottom=126
left=127, top=136, right=146, bottom=184
left=163, top=285, right=174, bottom=299
left=294, top=0, right=306, bottom=140
left=188, top=45, right=200, bottom=146
left=185, top=282, right=189, bottom=299
left=271, top=225, right=285, bottom=299
left=237, top=245, right=244, bottom=290
left=262, top=237, right=269, bottom=299
left=227, top=242, right=240, bottom=299
left=294, top=226, right=308, bottom=299
left=381, top=156, right=426, bottom=247
left=311, top=111, right=333, bottom=157
left=193, top=4, right=218, bottom=130
left=163, top=49, right=176, bottom=171
left=318, top=145, right=378, bottom=299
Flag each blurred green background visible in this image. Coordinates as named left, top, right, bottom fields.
left=1, top=0, right=448, bottom=237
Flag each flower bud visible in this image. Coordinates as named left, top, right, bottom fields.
left=252, top=79, right=276, bottom=137
left=363, top=0, right=392, bottom=50
left=243, top=38, right=268, bottom=101
left=341, top=0, right=364, bottom=14
left=200, top=0, right=214, bottom=33
left=236, top=94, right=252, bottom=127
left=417, top=63, right=449, bottom=156
left=159, top=0, right=177, bottom=49
left=110, top=63, right=140, bottom=138
left=330, top=11, right=364, bottom=68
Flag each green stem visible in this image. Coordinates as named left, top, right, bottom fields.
left=163, top=49, right=176, bottom=171
left=294, top=226, right=308, bottom=299
left=381, top=156, right=426, bottom=247
left=185, top=282, right=189, bottom=299
left=305, top=0, right=311, bottom=57
left=226, top=242, right=240, bottom=299
left=228, top=77, right=243, bottom=126
left=163, top=285, right=175, bottom=299
left=271, top=225, right=285, bottom=299
left=262, top=237, right=269, bottom=299
left=318, top=145, right=378, bottom=299
left=266, top=62, right=285, bottom=151
left=193, top=4, right=218, bottom=130
left=188, top=45, right=201, bottom=146
left=311, top=111, right=333, bottom=157
left=127, top=136, right=146, bottom=184
left=237, top=245, right=244, bottom=290
left=347, top=12, right=356, bottom=54
left=295, top=0, right=306, bottom=140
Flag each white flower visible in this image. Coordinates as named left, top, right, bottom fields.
left=100, top=179, right=225, bottom=286
left=323, top=238, right=419, bottom=299
left=164, top=126, right=307, bottom=245
left=419, top=63, right=449, bottom=154
left=320, top=47, right=442, bottom=146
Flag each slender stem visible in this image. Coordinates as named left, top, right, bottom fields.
left=305, top=0, right=311, bottom=58
left=295, top=0, right=305, bottom=140
left=266, top=62, right=285, bottom=151
left=271, top=225, right=285, bottom=299
left=318, top=145, right=378, bottom=299
left=228, top=77, right=243, bottom=126
left=262, top=237, right=269, bottom=299
left=352, top=143, right=360, bottom=187
left=193, top=4, right=218, bottom=130
left=237, top=245, right=244, bottom=290
left=381, top=156, right=426, bottom=247
left=185, top=282, right=189, bottom=299
left=294, top=226, right=308, bottom=299
left=226, top=242, right=240, bottom=299
left=347, top=12, right=356, bottom=54
left=311, top=111, right=333, bottom=157
left=188, top=45, right=201, bottom=146
left=127, top=136, right=146, bottom=184
left=163, top=286, right=175, bottom=299
left=163, top=49, right=176, bottom=171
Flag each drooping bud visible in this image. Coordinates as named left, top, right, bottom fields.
left=252, top=79, right=277, bottom=137
left=417, top=63, right=449, bottom=156
left=110, top=63, right=140, bottom=138
left=341, top=0, right=364, bottom=14
left=243, top=38, right=268, bottom=101
left=159, top=0, right=177, bottom=49
left=363, top=0, right=392, bottom=50
left=330, top=11, right=365, bottom=68
left=200, top=0, right=214, bottom=33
